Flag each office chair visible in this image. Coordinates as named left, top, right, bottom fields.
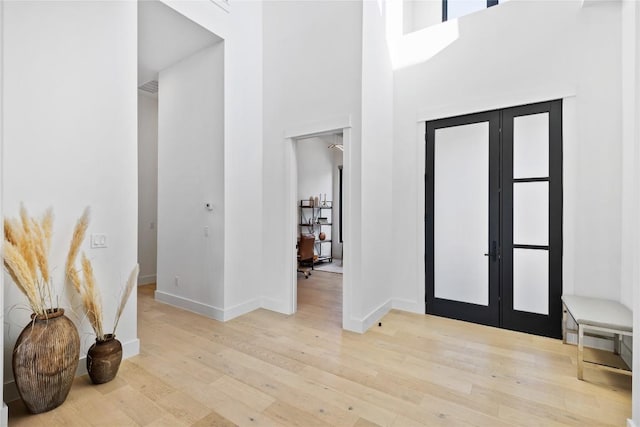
left=297, top=233, right=315, bottom=279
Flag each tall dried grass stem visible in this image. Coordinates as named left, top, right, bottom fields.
left=3, top=243, right=43, bottom=315
left=81, top=253, right=104, bottom=340
left=66, top=207, right=90, bottom=294
left=113, top=264, right=139, bottom=335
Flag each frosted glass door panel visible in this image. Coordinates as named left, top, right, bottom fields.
left=513, top=113, right=549, bottom=179
left=434, top=122, right=489, bottom=306
left=513, top=249, right=549, bottom=315
left=513, top=182, right=549, bottom=246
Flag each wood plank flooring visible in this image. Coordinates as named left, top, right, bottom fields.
left=8, top=271, right=632, bottom=426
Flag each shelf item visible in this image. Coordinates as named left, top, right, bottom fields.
left=298, top=199, right=333, bottom=265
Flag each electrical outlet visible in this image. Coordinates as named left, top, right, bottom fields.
left=90, top=233, right=107, bottom=248
left=174, top=276, right=180, bottom=287
left=204, top=226, right=209, bottom=237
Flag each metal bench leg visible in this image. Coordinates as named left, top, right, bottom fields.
left=562, top=303, right=567, bottom=344
left=614, top=333, right=621, bottom=355
left=578, top=324, right=584, bottom=380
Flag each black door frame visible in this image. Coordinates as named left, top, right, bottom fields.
left=425, top=110, right=501, bottom=328
left=501, top=100, right=563, bottom=338
left=425, top=100, right=563, bottom=339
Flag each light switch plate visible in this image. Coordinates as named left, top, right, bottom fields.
left=91, top=233, right=107, bottom=248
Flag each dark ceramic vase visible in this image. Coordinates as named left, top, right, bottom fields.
left=13, top=308, right=80, bottom=414
left=86, top=334, right=122, bottom=384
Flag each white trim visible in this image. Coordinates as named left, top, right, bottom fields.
left=285, top=137, right=298, bottom=315
left=284, top=115, right=352, bottom=139
left=261, top=297, right=291, bottom=315
left=415, top=120, right=427, bottom=314
left=3, top=338, right=139, bottom=404
left=361, top=299, right=392, bottom=332
left=344, top=299, right=392, bottom=334
left=416, top=89, right=577, bottom=123
left=392, top=298, right=422, bottom=313
left=155, top=290, right=224, bottom=321
left=564, top=332, right=618, bottom=352
left=628, top=419, right=637, bottom=427
left=1, top=403, right=6, bottom=427
left=283, top=119, right=355, bottom=332
left=154, top=290, right=261, bottom=321
left=223, top=298, right=261, bottom=321
left=582, top=0, right=616, bottom=8
left=209, top=0, right=230, bottom=13
left=138, top=274, right=157, bottom=286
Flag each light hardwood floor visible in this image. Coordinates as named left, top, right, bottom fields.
left=8, top=271, right=632, bottom=426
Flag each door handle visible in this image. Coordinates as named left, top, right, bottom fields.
left=484, top=241, right=498, bottom=261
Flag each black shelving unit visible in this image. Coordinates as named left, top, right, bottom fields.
left=298, top=201, right=333, bottom=264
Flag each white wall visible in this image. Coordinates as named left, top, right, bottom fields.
left=156, top=43, right=225, bottom=318
left=403, top=0, right=441, bottom=34
left=2, top=0, right=138, bottom=398
left=138, top=93, right=158, bottom=286
left=297, top=137, right=334, bottom=206
left=261, top=0, right=363, bottom=316
left=161, top=1, right=264, bottom=320
left=392, top=0, right=623, bottom=312
left=359, top=0, right=395, bottom=323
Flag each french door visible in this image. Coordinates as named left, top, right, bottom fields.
left=425, top=100, right=562, bottom=338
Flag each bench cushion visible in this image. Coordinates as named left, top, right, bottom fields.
left=562, top=295, right=633, bottom=332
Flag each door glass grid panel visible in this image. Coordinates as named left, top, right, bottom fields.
left=513, top=248, right=549, bottom=315
left=513, top=182, right=549, bottom=246
left=513, top=113, right=549, bottom=179
left=434, top=122, right=489, bottom=306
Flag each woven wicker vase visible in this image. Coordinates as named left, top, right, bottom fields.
left=86, top=334, right=122, bottom=384
left=13, top=308, right=80, bottom=414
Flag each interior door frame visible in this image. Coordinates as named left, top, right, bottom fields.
left=425, top=110, right=501, bottom=327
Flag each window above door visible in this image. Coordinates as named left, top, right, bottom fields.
left=403, top=0, right=509, bottom=35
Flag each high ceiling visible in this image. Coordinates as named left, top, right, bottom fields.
left=138, top=1, right=222, bottom=86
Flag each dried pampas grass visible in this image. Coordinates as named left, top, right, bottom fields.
left=81, top=253, right=104, bottom=340
left=2, top=204, right=55, bottom=316
left=113, top=264, right=139, bottom=336
left=66, top=208, right=139, bottom=340
left=66, top=207, right=90, bottom=295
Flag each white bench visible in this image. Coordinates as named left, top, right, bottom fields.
left=562, top=295, right=633, bottom=380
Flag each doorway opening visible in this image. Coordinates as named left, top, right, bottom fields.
left=137, top=1, right=224, bottom=315
left=284, top=120, right=352, bottom=329
left=425, top=100, right=563, bottom=338
left=294, top=132, right=344, bottom=325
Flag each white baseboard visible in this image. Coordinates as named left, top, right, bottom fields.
left=261, top=297, right=291, bottom=315
left=392, top=297, right=423, bottom=313
left=1, top=402, right=6, bottom=427
left=3, top=338, right=139, bottom=404
left=223, top=298, right=261, bottom=321
left=138, top=274, right=156, bottom=286
left=154, top=290, right=224, bottom=321
left=627, top=419, right=637, bottom=427
left=564, top=332, right=616, bottom=351
left=344, top=299, right=393, bottom=334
